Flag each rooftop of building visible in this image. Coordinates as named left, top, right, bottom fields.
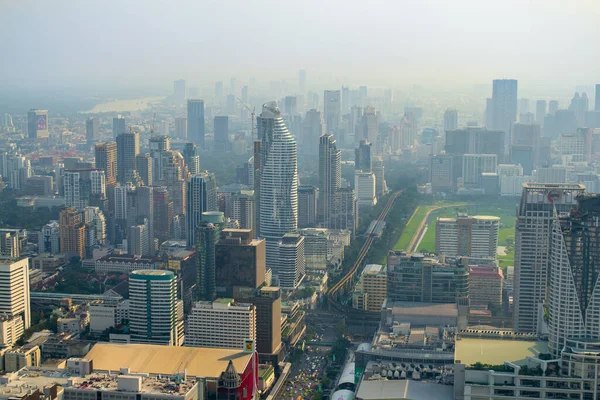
left=363, top=264, right=385, bottom=274
left=69, top=373, right=196, bottom=395
left=130, top=269, right=173, bottom=278
left=356, top=379, right=453, bottom=400
left=455, top=337, right=548, bottom=366
left=83, top=343, right=252, bottom=379
left=523, top=182, right=585, bottom=189
left=97, top=254, right=157, bottom=263
left=383, top=301, right=458, bottom=318
left=469, top=265, right=504, bottom=279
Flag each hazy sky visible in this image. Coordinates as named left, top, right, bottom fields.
left=2, top=0, right=599, bottom=89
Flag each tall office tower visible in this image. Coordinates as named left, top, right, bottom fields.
left=182, top=143, right=200, bottom=175
left=332, top=187, right=358, bottom=237
left=301, top=109, right=326, bottom=157
left=435, top=214, right=499, bottom=258
left=519, top=98, right=530, bottom=114
left=196, top=211, right=225, bottom=301
left=187, top=99, right=205, bottom=149
left=231, top=190, right=255, bottom=236
left=149, top=135, right=171, bottom=153
left=547, top=195, right=600, bottom=355
left=548, top=100, right=559, bottom=115
left=277, top=233, right=305, bottom=290
left=225, top=94, right=236, bottom=115
left=511, top=124, right=541, bottom=174
left=185, top=300, right=256, bottom=349
left=535, top=100, right=547, bottom=126
left=298, top=69, right=306, bottom=93
left=215, top=81, right=223, bottom=99
left=324, top=90, right=341, bottom=133
left=173, top=79, right=186, bottom=104
left=318, top=134, right=341, bottom=228
left=116, top=132, right=140, bottom=184
left=83, top=206, right=106, bottom=250
left=443, top=109, right=458, bottom=132
left=94, top=142, right=117, bottom=185
left=64, top=169, right=106, bottom=210
left=256, top=102, right=299, bottom=272
left=215, top=229, right=266, bottom=298
left=359, top=86, right=368, bottom=106
left=114, top=182, right=134, bottom=220
left=596, top=84, right=600, bottom=111
left=186, top=172, right=218, bottom=248
left=214, top=116, right=229, bottom=151
left=462, top=154, right=497, bottom=188
left=355, top=139, right=372, bottom=172
left=128, top=223, right=149, bottom=256
left=0, top=258, right=31, bottom=339
left=237, top=286, right=282, bottom=358
left=152, top=187, right=173, bottom=242
left=355, top=171, right=377, bottom=207
left=341, top=86, right=350, bottom=114
left=297, top=185, right=318, bottom=228
left=86, top=118, right=99, bottom=142
left=513, top=183, right=585, bottom=333
left=445, top=127, right=505, bottom=162
left=135, top=154, right=152, bottom=186
left=569, top=92, right=589, bottom=126
left=174, top=117, right=187, bottom=139
left=129, top=269, right=183, bottom=346
left=490, top=79, right=518, bottom=147
left=112, top=115, right=126, bottom=138
left=136, top=186, right=154, bottom=243
left=283, top=96, right=297, bottom=116
left=27, top=109, right=49, bottom=139
left=59, top=208, right=85, bottom=260
left=357, top=106, right=379, bottom=147
left=160, top=150, right=187, bottom=215
left=372, top=157, right=387, bottom=197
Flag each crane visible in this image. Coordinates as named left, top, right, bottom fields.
left=237, top=98, right=256, bottom=143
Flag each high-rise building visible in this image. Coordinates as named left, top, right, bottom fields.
left=595, top=84, right=600, bottom=112
left=548, top=100, right=559, bottom=115
left=237, top=286, right=282, bottom=358
left=256, top=102, right=299, bottom=271
left=277, top=233, right=305, bottom=290
left=443, top=109, right=458, bottom=132
left=152, top=187, right=173, bottom=242
left=134, top=154, right=152, bottom=186
left=297, top=185, right=318, bottom=228
left=355, top=139, right=372, bottom=172
left=302, top=109, right=326, bottom=157
left=548, top=195, right=600, bottom=356
left=318, top=134, right=341, bottom=228
left=186, top=172, right=218, bottom=248
left=196, top=211, right=225, bottom=301
left=461, top=154, right=497, bottom=188
left=298, top=69, right=306, bottom=93
left=445, top=127, right=505, bottom=163
left=27, top=109, right=49, bottom=139
left=215, top=229, right=266, bottom=298
left=283, top=96, right=297, bottom=116
left=160, top=150, right=187, bottom=215
left=513, top=183, right=585, bottom=333
left=0, top=258, right=31, bottom=341
left=372, top=157, right=387, bottom=197
left=332, top=187, right=358, bottom=237
left=490, top=79, right=518, bottom=148
left=86, top=118, right=99, bottom=142
left=323, top=90, right=341, bottom=134
left=64, top=169, right=106, bottom=210
left=39, top=221, right=60, bottom=254
left=435, top=214, right=499, bottom=258
left=469, top=266, right=503, bottom=307
left=112, top=115, right=126, bottom=138
left=116, top=132, right=140, bottom=184
left=59, top=208, right=85, bottom=260
left=355, top=171, right=377, bottom=207
left=175, top=117, right=187, bottom=139
left=214, top=116, right=229, bottom=151
left=173, top=79, right=186, bottom=104
left=535, top=100, right=547, bottom=126
left=187, top=99, right=205, bottom=148
left=230, top=190, right=255, bottom=236
left=185, top=300, right=256, bottom=349
left=182, top=143, right=200, bottom=175
left=94, top=142, right=117, bottom=185
left=569, top=92, right=589, bottom=126
left=352, top=264, right=387, bottom=312
left=357, top=106, right=379, bottom=147
left=128, top=223, right=149, bottom=256
left=129, top=269, right=183, bottom=346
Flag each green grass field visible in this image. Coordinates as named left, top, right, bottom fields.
left=394, top=205, right=436, bottom=251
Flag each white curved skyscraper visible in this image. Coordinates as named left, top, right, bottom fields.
left=257, top=102, right=299, bottom=273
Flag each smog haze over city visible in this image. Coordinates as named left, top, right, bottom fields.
left=3, top=1, right=600, bottom=400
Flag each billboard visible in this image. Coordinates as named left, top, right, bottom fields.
left=37, top=114, right=47, bottom=130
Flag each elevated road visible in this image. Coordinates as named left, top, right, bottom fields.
left=327, top=190, right=403, bottom=319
